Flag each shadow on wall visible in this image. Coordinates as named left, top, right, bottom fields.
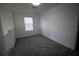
left=75, top=10, right=79, bottom=50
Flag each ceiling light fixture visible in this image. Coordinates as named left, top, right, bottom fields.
left=32, top=0, right=40, bottom=6
left=32, top=3, right=40, bottom=6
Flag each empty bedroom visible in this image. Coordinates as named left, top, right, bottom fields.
left=0, top=3, right=79, bottom=56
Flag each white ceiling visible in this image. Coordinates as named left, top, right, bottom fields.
left=0, top=3, right=60, bottom=14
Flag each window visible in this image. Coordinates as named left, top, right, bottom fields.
left=24, top=17, right=33, bottom=31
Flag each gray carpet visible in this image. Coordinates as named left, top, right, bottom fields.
left=8, top=34, right=77, bottom=56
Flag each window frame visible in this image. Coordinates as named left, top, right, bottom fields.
left=24, top=17, right=33, bottom=31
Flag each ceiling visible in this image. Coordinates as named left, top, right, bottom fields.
left=0, top=3, right=60, bottom=14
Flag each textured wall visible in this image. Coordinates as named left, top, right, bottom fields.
left=0, top=11, right=15, bottom=52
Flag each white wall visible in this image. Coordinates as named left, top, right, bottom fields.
left=0, top=17, right=7, bottom=55
left=40, top=4, right=78, bottom=50
left=0, top=11, right=15, bottom=52
left=14, top=12, right=40, bottom=38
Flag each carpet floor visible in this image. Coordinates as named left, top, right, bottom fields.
left=8, top=34, right=78, bottom=56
